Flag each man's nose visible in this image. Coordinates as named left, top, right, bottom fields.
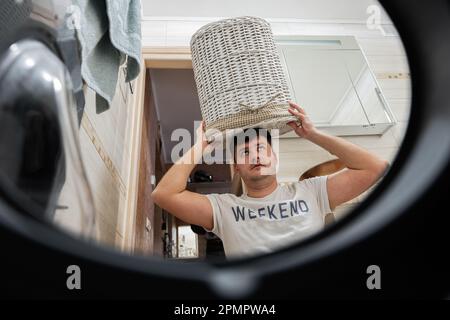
left=250, top=152, right=260, bottom=164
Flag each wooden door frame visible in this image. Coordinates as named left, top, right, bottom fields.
left=121, top=47, right=193, bottom=253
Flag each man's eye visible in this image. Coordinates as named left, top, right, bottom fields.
left=258, top=145, right=265, bottom=150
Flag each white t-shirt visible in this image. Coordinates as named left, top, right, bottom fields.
left=204, top=176, right=331, bottom=258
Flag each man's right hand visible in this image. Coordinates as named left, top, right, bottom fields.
left=151, top=119, right=215, bottom=231
left=196, top=120, right=209, bottom=151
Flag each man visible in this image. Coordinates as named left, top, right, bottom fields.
left=151, top=101, right=389, bottom=258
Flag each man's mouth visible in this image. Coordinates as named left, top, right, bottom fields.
left=252, top=163, right=268, bottom=170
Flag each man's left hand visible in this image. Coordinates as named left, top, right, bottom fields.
left=287, top=101, right=319, bottom=139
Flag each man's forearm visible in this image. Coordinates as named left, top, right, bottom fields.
left=153, top=142, right=204, bottom=196
left=306, top=130, right=389, bottom=172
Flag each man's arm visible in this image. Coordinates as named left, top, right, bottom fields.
left=288, top=101, right=389, bottom=211
left=306, top=131, right=389, bottom=211
left=151, top=122, right=214, bottom=230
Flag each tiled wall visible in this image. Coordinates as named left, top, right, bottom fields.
left=142, top=17, right=411, bottom=220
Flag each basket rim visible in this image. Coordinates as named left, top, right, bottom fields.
left=190, top=15, right=272, bottom=48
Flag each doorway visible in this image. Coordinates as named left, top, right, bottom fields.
left=131, top=47, right=243, bottom=259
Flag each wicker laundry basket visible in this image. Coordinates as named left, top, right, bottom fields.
left=190, top=16, right=300, bottom=142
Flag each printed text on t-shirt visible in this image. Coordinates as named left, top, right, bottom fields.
left=231, top=200, right=310, bottom=222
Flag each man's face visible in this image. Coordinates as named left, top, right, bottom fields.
left=233, top=135, right=278, bottom=182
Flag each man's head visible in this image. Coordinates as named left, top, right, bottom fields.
left=230, top=128, right=278, bottom=183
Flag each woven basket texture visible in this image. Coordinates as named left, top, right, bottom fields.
left=190, top=16, right=299, bottom=142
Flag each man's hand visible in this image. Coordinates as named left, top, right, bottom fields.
left=287, top=101, right=319, bottom=139
left=286, top=102, right=390, bottom=210
left=195, top=120, right=209, bottom=150
left=151, top=119, right=214, bottom=231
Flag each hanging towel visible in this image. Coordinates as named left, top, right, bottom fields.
left=72, top=0, right=142, bottom=113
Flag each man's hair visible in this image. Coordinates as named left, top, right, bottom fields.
left=231, top=127, right=272, bottom=163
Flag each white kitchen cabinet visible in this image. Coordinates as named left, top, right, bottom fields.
left=275, top=35, right=397, bottom=137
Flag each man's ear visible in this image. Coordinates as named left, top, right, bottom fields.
left=268, top=143, right=277, bottom=161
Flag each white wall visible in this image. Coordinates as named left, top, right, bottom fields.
left=142, top=0, right=391, bottom=23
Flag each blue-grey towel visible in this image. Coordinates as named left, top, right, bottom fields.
left=73, top=0, right=142, bottom=113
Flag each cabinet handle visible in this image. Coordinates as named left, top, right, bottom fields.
left=375, top=87, right=397, bottom=123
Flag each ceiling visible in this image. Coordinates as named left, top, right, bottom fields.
left=142, top=0, right=391, bottom=23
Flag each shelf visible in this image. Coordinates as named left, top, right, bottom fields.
left=187, top=181, right=232, bottom=194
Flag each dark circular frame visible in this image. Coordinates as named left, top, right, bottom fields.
left=0, top=0, right=449, bottom=298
